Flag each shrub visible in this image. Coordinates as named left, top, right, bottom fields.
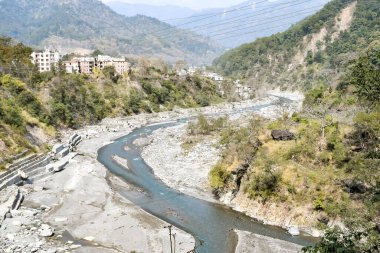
left=188, top=115, right=227, bottom=135
left=245, top=165, right=282, bottom=201
left=209, top=163, right=231, bottom=190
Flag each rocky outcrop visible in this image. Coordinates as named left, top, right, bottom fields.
left=343, top=179, right=368, bottom=194
left=271, top=130, right=295, bottom=141
left=0, top=154, right=51, bottom=191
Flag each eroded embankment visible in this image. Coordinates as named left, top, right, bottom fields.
left=140, top=93, right=317, bottom=247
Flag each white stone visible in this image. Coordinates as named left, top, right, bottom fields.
left=70, top=244, right=81, bottom=249
left=39, top=228, right=53, bottom=237
left=40, top=224, right=50, bottom=230
left=54, top=217, right=68, bottom=222
left=83, top=236, right=95, bottom=241
left=6, top=233, right=15, bottom=241
left=40, top=205, right=50, bottom=211
left=288, top=226, right=300, bottom=236
left=12, top=220, right=21, bottom=226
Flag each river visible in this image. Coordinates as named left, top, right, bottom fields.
left=97, top=98, right=316, bottom=253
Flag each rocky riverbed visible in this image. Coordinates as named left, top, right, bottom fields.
left=140, top=92, right=313, bottom=251
left=1, top=93, right=304, bottom=253
left=1, top=120, right=194, bottom=253
left=141, top=124, right=219, bottom=202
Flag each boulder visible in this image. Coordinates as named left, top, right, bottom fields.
left=18, top=170, right=28, bottom=180
left=288, top=226, right=300, bottom=236
left=39, top=224, right=54, bottom=237
left=271, top=130, right=295, bottom=141
left=344, top=179, right=368, bottom=194
left=40, top=228, right=54, bottom=237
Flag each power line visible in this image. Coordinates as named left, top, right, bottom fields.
left=149, top=4, right=323, bottom=46
left=205, top=8, right=319, bottom=39
left=157, top=0, right=267, bottom=29
left=212, top=23, right=293, bottom=41
left=150, top=0, right=323, bottom=41
left=150, top=0, right=310, bottom=37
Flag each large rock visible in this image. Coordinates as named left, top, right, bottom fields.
left=288, top=226, right=300, bottom=236
left=344, top=179, right=368, bottom=194
left=39, top=224, right=54, bottom=237
left=271, top=130, right=295, bottom=141
left=18, top=169, right=28, bottom=180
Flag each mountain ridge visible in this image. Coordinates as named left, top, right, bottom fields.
left=106, top=1, right=197, bottom=21
left=213, top=0, right=380, bottom=90
left=0, top=0, right=222, bottom=64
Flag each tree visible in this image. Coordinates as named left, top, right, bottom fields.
left=306, top=50, right=314, bottom=65
left=102, top=66, right=119, bottom=83
left=348, top=41, right=380, bottom=106
left=303, top=227, right=380, bottom=253
left=91, top=49, right=103, bottom=57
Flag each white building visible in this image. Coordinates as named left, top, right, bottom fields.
left=63, top=55, right=129, bottom=75
left=204, top=72, right=224, bottom=82
left=30, top=49, right=60, bottom=72
left=96, top=55, right=129, bottom=75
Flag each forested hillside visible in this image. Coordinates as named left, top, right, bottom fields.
left=200, top=40, right=380, bottom=251
left=207, top=0, right=380, bottom=250
left=0, top=0, right=222, bottom=64
left=213, top=0, right=380, bottom=90
left=0, top=38, right=223, bottom=166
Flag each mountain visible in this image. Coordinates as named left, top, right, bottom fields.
left=0, top=0, right=222, bottom=64
left=171, top=0, right=330, bottom=48
left=213, top=0, right=380, bottom=90
left=106, top=2, right=197, bottom=21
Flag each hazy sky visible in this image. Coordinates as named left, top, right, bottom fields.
left=101, top=0, right=262, bottom=10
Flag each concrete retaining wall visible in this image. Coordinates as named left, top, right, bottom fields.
left=0, top=155, right=51, bottom=191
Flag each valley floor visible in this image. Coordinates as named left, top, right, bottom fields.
left=1, top=92, right=304, bottom=253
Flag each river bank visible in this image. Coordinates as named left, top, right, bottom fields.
left=1, top=122, right=195, bottom=252
left=1, top=93, right=305, bottom=252
left=139, top=92, right=321, bottom=246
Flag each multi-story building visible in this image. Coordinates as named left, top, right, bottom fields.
left=63, top=59, right=80, bottom=74
left=77, top=57, right=96, bottom=75
left=63, top=55, right=129, bottom=75
left=96, top=55, right=129, bottom=75
left=30, top=49, right=60, bottom=72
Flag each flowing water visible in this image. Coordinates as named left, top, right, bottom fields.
left=97, top=99, right=316, bottom=253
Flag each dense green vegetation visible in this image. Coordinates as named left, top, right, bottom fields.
left=0, top=37, right=223, bottom=165
left=303, top=227, right=380, bottom=253
left=204, top=24, right=380, bottom=249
